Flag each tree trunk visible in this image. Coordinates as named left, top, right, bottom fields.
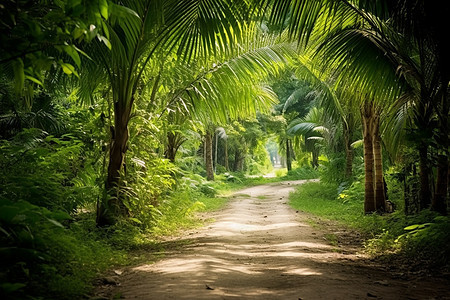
left=372, top=112, right=386, bottom=212
left=418, top=144, right=431, bottom=210
left=432, top=87, right=449, bottom=214
left=205, top=131, right=214, bottom=181
left=432, top=154, right=448, bottom=214
left=165, top=131, right=177, bottom=163
left=343, top=119, right=353, bottom=179
left=361, top=101, right=376, bottom=214
left=224, top=139, right=229, bottom=171
left=286, top=139, right=292, bottom=172
left=97, top=102, right=131, bottom=226
left=214, top=132, right=218, bottom=173
left=233, top=149, right=244, bottom=172
left=311, top=146, right=319, bottom=169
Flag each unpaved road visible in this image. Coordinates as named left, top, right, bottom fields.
left=97, top=180, right=450, bottom=299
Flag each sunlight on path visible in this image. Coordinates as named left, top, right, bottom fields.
left=102, top=180, right=448, bottom=300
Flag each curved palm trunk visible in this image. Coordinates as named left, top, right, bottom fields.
left=205, top=132, right=214, bottom=181
left=361, top=101, right=376, bottom=214
left=373, top=113, right=386, bottom=212
left=97, top=102, right=131, bottom=226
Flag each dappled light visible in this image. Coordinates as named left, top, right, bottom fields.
left=105, top=181, right=449, bottom=299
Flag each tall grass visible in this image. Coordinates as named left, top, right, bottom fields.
left=289, top=181, right=450, bottom=269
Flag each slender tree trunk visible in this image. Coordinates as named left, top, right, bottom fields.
left=418, top=143, right=431, bottom=210
left=433, top=154, right=449, bottom=214
left=372, top=112, right=386, bottom=212
left=233, top=149, right=239, bottom=171
left=233, top=149, right=244, bottom=171
left=432, top=87, right=449, bottom=214
left=224, top=139, right=229, bottom=171
left=361, top=101, right=376, bottom=214
left=97, top=102, right=131, bottom=226
left=343, top=119, right=353, bottom=179
left=214, top=132, right=218, bottom=173
left=286, top=139, right=292, bottom=172
left=311, top=146, right=319, bottom=169
left=205, top=131, right=214, bottom=181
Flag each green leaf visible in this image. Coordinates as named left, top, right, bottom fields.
left=404, top=224, right=420, bottom=231
left=25, top=75, right=44, bottom=86
left=46, top=218, right=65, bottom=228
left=0, top=282, right=27, bottom=293
left=50, top=211, right=72, bottom=221
left=63, top=45, right=81, bottom=68
left=12, top=58, right=25, bottom=95
left=60, top=62, right=79, bottom=77
left=129, top=217, right=142, bottom=224
left=98, top=35, right=112, bottom=50
left=404, top=223, right=431, bottom=231
left=99, top=0, right=109, bottom=20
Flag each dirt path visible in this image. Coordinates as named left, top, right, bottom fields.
left=97, top=180, right=449, bottom=300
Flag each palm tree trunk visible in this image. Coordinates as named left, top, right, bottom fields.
left=432, top=88, right=449, bottom=214
left=286, top=139, right=292, bottom=171
left=311, top=146, right=319, bottom=169
left=418, top=143, right=431, bottom=210
left=233, top=149, right=243, bottom=171
left=372, top=112, right=386, bottom=212
left=205, top=132, right=214, bottom=181
left=362, top=101, right=376, bottom=214
left=165, top=131, right=177, bottom=162
left=432, top=154, right=448, bottom=214
left=214, top=132, right=218, bottom=173
left=343, top=119, right=353, bottom=179
left=224, top=139, right=229, bottom=171
left=97, top=102, right=131, bottom=226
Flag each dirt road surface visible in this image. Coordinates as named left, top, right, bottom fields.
left=96, top=180, right=450, bottom=300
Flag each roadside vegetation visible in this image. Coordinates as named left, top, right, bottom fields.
left=290, top=180, right=450, bottom=271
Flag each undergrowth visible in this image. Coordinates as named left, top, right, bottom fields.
left=289, top=181, right=450, bottom=270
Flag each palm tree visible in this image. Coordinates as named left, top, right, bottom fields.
left=77, top=0, right=263, bottom=225
left=214, top=127, right=228, bottom=172
left=268, top=0, right=450, bottom=213
left=287, top=107, right=324, bottom=169
left=77, top=0, right=294, bottom=225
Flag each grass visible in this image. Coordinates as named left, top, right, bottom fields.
left=289, top=181, right=391, bottom=235
left=196, top=195, right=229, bottom=212
left=289, top=181, right=450, bottom=270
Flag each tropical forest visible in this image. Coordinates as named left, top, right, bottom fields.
left=0, top=0, right=449, bottom=299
